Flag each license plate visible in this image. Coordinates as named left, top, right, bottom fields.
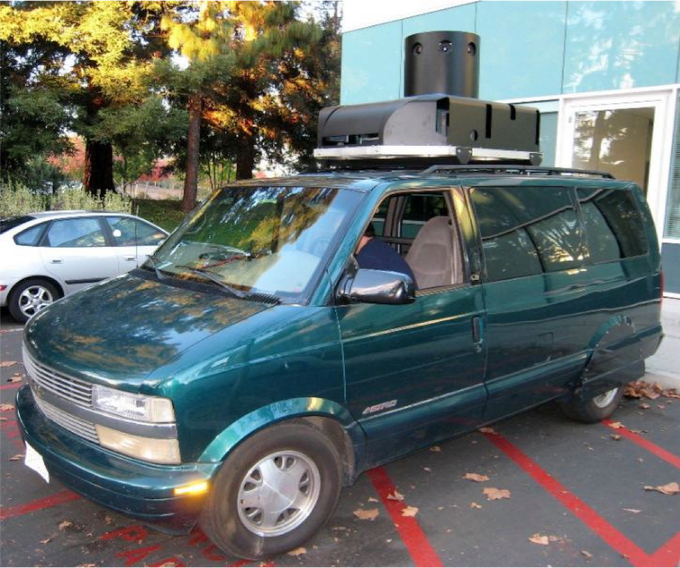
left=24, top=442, right=50, bottom=484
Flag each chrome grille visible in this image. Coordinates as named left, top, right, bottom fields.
left=33, top=395, right=99, bottom=444
left=23, top=345, right=93, bottom=407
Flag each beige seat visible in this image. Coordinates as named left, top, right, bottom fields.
left=405, top=216, right=461, bottom=288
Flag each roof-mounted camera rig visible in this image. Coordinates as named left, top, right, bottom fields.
left=314, top=31, right=542, bottom=169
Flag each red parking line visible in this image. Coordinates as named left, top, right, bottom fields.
left=482, top=430, right=649, bottom=565
left=482, top=430, right=680, bottom=567
left=368, top=467, right=443, bottom=567
left=0, top=382, right=22, bottom=391
left=0, top=489, right=81, bottom=521
left=603, top=419, right=680, bottom=469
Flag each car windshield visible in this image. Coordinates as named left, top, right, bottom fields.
left=147, top=185, right=363, bottom=302
left=0, top=215, right=35, bottom=234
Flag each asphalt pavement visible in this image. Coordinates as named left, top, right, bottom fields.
left=1, top=305, right=678, bottom=567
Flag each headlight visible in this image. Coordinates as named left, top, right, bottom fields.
left=92, top=385, right=175, bottom=423
left=96, top=424, right=181, bottom=464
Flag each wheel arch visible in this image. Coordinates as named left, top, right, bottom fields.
left=8, top=275, right=65, bottom=302
left=199, top=398, right=365, bottom=486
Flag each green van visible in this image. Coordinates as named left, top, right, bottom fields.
left=17, top=166, right=663, bottom=559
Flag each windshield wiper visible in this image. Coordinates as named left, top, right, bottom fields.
left=176, top=264, right=247, bottom=299
left=144, top=256, right=165, bottom=280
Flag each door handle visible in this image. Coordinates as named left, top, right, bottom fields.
left=124, top=255, right=136, bottom=261
left=471, top=316, right=484, bottom=352
left=50, top=259, right=63, bottom=264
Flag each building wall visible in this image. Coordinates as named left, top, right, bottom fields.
left=341, top=1, right=680, bottom=105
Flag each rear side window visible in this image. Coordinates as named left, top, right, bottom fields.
left=14, top=223, right=46, bottom=246
left=577, top=188, right=648, bottom=262
left=1, top=215, right=35, bottom=234
left=400, top=193, right=448, bottom=239
left=45, top=218, right=107, bottom=247
left=471, top=186, right=586, bottom=282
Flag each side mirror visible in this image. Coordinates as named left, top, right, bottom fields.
left=338, top=269, right=416, bottom=305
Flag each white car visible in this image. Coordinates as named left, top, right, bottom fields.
left=0, top=211, right=168, bottom=323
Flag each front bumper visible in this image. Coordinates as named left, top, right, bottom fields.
left=16, top=386, right=219, bottom=532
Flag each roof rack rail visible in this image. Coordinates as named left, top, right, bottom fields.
left=419, top=165, right=615, bottom=179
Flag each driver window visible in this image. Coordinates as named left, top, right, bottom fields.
left=357, top=191, right=464, bottom=290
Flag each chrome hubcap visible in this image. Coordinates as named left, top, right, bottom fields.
left=18, top=285, right=54, bottom=318
left=237, top=450, right=321, bottom=537
left=592, top=387, right=618, bottom=409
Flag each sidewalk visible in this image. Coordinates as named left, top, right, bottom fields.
left=646, top=297, right=680, bottom=389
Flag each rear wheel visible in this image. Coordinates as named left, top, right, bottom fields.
left=559, top=386, right=623, bottom=423
left=8, top=279, right=59, bottom=324
left=200, top=422, right=342, bottom=560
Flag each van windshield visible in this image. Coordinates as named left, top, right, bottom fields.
left=146, top=185, right=363, bottom=302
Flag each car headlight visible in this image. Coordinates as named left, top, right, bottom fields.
left=96, top=424, right=181, bottom=464
left=92, top=385, right=175, bottom=423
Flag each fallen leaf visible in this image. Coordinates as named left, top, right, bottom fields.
left=0, top=361, right=17, bottom=368
left=104, top=515, right=113, bottom=525
left=157, top=563, right=178, bottom=567
left=464, top=473, right=490, bottom=482
left=623, top=508, right=641, bottom=514
left=422, top=467, right=432, bottom=472
left=9, top=454, right=24, bottom=461
left=7, top=376, right=22, bottom=383
left=479, top=427, right=496, bottom=434
left=483, top=487, right=511, bottom=500
left=430, top=445, right=441, bottom=452
left=77, top=565, right=96, bottom=568
left=529, top=533, right=562, bottom=545
left=528, top=534, right=550, bottom=546
left=630, top=429, right=646, bottom=434
left=0, top=404, right=15, bottom=412
left=353, top=508, right=379, bottom=521
left=401, top=506, right=419, bottom=517
left=657, top=404, right=665, bottom=409
left=610, top=434, right=622, bottom=441
left=581, top=550, right=593, bottom=560
left=387, top=490, right=405, bottom=502
left=59, top=520, right=72, bottom=531
left=639, top=403, right=651, bottom=409
left=644, top=482, right=679, bottom=496
left=609, top=421, right=624, bottom=429
left=287, top=547, right=307, bottom=557
left=39, top=538, right=52, bottom=545
left=470, top=502, right=482, bottom=509
left=0, top=417, right=7, bottom=422
left=367, top=497, right=378, bottom=503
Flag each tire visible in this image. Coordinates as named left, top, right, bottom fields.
left=200, top=422, right=343, bottom=560
left=559, top=386, right=624, bottom=423
left=8, top=279, right=60, bottom=324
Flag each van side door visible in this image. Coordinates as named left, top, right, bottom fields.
left=470, top=183, right=590, bottom=419
left=335, top=187, right=487, bottom=468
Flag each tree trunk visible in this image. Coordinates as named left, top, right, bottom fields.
left=83, top=140, right=114, bottom=198
left=236, top=137, right=256, bottom=180
left=182, top=92, right=202, bottom=213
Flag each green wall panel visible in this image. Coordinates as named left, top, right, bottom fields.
left=341, top=22, right=403, bottom=105
left=563, top=2, right=680, bottom=93
left=476, top=1, right=567, bottom=100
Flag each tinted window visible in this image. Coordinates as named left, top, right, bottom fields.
left=45, top=218, right=107, bottom=248
left=105, top=217, right=166, bottom=247
left=14, top=223, right=46, bottom=246
left=578, top=188, right=648, bottom=261
left=0, top=215, right=35, bottom=234
left=472, top=186, right=585, bottom=282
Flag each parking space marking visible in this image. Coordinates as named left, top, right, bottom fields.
left=0, top=489, right=81, bottom=521
left=0, top=382, right=23, bottom=391
left=482, top=429, right=680, bottom=567
left=602, top=419, right=680, bottom=468
left=367, top=467, right=443, bottom=567
left=0, top=418, right=25, bottom=451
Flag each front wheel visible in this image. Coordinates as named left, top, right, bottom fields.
left=200, top=422, right=342, bottom=560
left=559, top=386, right=623, bottom=423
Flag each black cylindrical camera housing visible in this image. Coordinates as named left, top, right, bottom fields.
left=404, top=31, right=480, bottom=98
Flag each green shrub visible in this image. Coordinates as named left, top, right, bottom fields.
left=0, top=183, right=132, bottom=217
